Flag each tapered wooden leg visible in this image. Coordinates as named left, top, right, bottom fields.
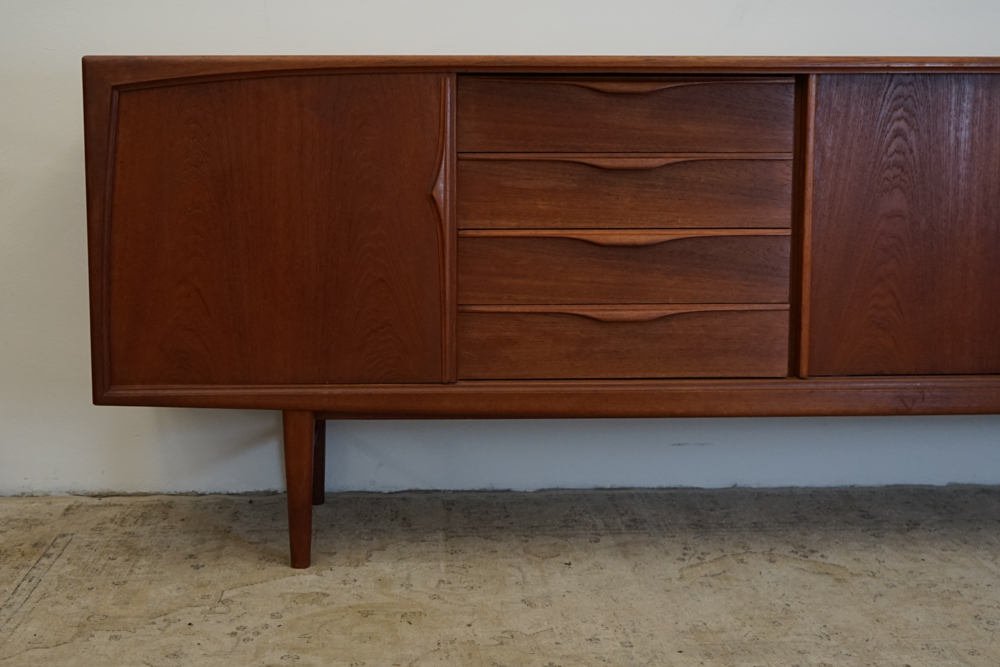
left=312, top=420, right=326, bottom=506
left=282, top=410, right=314, bottom=569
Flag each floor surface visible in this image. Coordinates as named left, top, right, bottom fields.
left=2, top=487, right=1000, bottom=666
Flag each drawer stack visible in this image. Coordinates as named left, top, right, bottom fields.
left=455, top=76, right=795, bottom=379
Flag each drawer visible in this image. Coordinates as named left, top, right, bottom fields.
left=458, top=230, right=790, bottom=304
left=458, top=154, right=792, bottom=229
left=457, top=76, right=795, bottom=153
left=458, top=305, right=790, bottom=379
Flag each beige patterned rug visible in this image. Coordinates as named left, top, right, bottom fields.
left=2, top=487, right=999, bottom=666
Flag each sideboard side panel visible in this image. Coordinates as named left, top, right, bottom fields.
left=104, top=73, right=451, bottom=386
left=810, top=74, right=1000, bottom=375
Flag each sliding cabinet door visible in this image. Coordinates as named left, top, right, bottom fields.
left=810, top=74, right=1000, bottom=375
left=104, top=73, right=454, bottom=387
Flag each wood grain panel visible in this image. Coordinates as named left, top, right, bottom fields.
left=282, top=410, right=315, bottom=568
left=458, top=155, right=792, bottom=229
left=790, top=75, right=817, bottom=378
left=98, top=376, right=1000, bottom=417
left=458, top=230, right=790, bottom=304
left=107, top=73, right=452, bottom=386
left=457, top=77, right=795, bottom=153
left=82, top=56, right=1000, bottom=93
left=810, top=74, right=1000, bottom=375
left=82, top=59, right=1000, bottom=419
left=458, top=305, right=789, bottom=379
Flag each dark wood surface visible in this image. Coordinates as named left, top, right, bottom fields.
left=458, top=230, right=789, bottom=304
left=810, top=74, right=1000, bottom=375
left=457, top=154, right=792, bottom=229
left=458, top=305, right=789, bottom=379
left=442, top=75, right=459, bottom=383
left=98, top=377, right=1000, bottom=417
left=82, top=57, right=1000, bottom=89
left=82, top=61, right=117, bottom=398
left=282, top=410, right=314, bottom=568
left=458, top=77, right=795, bottom=153
left=790, top=75, right=817, bottom=378
left=105, top=73, right=453, bottom=386
left=82, top=58, right=1000, bottom=419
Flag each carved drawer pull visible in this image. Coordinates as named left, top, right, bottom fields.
left=571, top=308, right=715, bottom=323
left=459, top=229, right=790, bottom=247
left=458, top=153, right=792, bottom=171
left=460, top=304, right=788, bottom=323
left=567, top=81, right=696, bottom=94
left=536, top=78, right=792, bottom=95
left=568, top=156, right=688, bottom=170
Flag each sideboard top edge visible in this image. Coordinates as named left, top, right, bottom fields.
left=81, top=56, right=1000, bottom=87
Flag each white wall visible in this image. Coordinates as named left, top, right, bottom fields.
left=3, top=0, right=1000, bottom=495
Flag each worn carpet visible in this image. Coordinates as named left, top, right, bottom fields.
left=2, top=487, right=1000, bottom=666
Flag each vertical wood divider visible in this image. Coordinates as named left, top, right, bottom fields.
left=82, top=59, right=120, bottom=399
left=442, top=74, right=458, bottom=383
left=99, top=89, right=119, bottom=395
left=790, top=74, right=817, bottom=378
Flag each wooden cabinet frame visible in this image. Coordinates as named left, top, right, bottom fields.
left=84, top=57, right=1000, bottom=567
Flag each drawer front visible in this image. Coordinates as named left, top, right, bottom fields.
left=458, top=306, right=790, bottom=379
left=458, top=230, right=790, bottom=304
left=457, top=77, right=795, bottom=153
left=458, top=155, right=792, bottom=229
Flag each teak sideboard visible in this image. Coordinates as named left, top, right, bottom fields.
left=83, top=57, right=1000, bottom=567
